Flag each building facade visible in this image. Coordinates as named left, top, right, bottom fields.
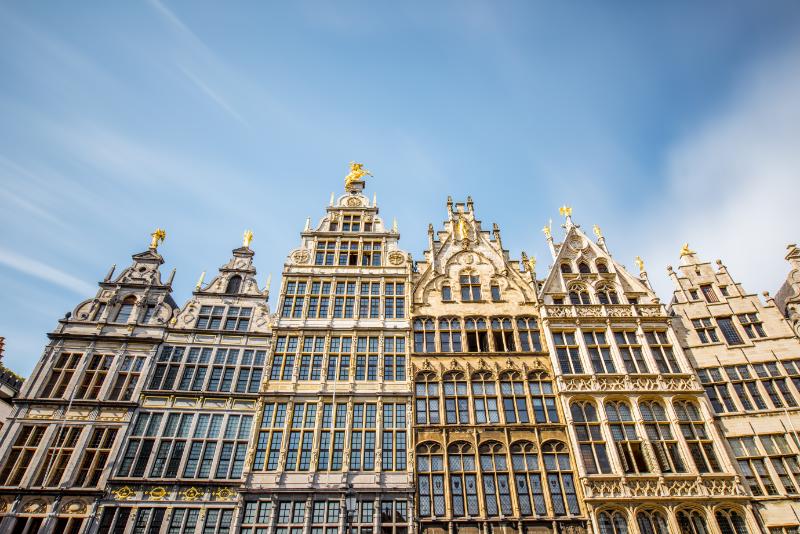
left=669, top=247, right=800, bottom=533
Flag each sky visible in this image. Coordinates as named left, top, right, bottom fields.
left=1, top=1, right=800, bottom=377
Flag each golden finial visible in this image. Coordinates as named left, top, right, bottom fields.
left=593, top=224, right=603, bottom=239
left=344, top=161, right=372, bottom=191
left=635, top=256, right=645, bottom=273
left=680, top=243, right=696, bottom=257
left=195, top=271, right=206, bottom=290
left=149, top=228, right=166, bottom=250
left=542, top=219, right=552, bottom=240
left=528, top=255, right=536, bottom=273
left=243, top=229, right=254, bottom=248
left=559, top=205, right=572, bottom=218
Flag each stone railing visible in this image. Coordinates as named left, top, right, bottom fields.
left=543, top=304, right=665, bottom=319
left=582, top=476, right=746, bottom=500
left=558, top=374, right=699, bottom=393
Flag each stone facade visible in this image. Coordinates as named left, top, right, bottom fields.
left=669, top=248, right=800, bottom=533
left=0, top=175, right=798, bottom=534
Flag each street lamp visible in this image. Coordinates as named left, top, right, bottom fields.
left=345, top=483, right=357, bottom=534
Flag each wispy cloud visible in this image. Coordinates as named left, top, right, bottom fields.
left=0, top=247, right=95, bottom=296
left=177, top=63, right=248, bottom=126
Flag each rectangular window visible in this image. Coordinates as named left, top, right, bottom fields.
left=460, top=275, right=481, bottom=301
left=40, top=352, right=81, bottom=398
left=692, top=318, right=720, bottom=344
left=700, top=284, right=718, bottom=303
left=717, top=317, right=744, bottom=345
left=584, top=331, right=615, bottom=374
left=738, top=313, right=767, bottom=339
left=645, top=330, right=681, bottom=373
left=614, top=331, right=648, bottom=373
left=553, top=332, right=583, bottom=374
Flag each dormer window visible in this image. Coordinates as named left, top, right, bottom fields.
left=578, top=262, right=590, bottom=274
left=596, top=261, right=609, bottom=273
left=700, top=285, right=718, bottom=303
left=596, top=286, right=619, bottom=305
left=560, top=263, right=572, bottom=274
left=442, top=285, right=452, bottom=301
left=720, top=286, right=730, bottom=297
left=689, top=289, right=699, bottom=301
left=342, top=214, right=361, bottom=232
left=114, top=296, right=136, bottom=323
left=226, top=275, right=242, bottom=294
left=460, top=275, right=481, bottom=302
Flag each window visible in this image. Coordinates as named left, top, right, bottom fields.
left=383, top=335, right=406, bottom=381
left=738, top=313, right=766, bottom=339
left=316, top=403, right=347, bottom=471
left=517, top=317, right=542, bottom=352
left=718, top=317, right=744, bottom=345
left=149, top=346, right=263, bottom=394
left=443, top=372, right=470, bottom=424
left=109, top=355, right=145, bottom=400
left=724, top=365, right=767, bottom=410
left=307, top=280, right=331, bottom=318
left=299, top=337, right=325, bottom=382
left=414, top=319, right=435, bottom=353
left=614, top=331, right=649, bottom=373
left=271, top=337, right=298, bottom=381
left=448, top=442, right=479, bottom=517
left=417, top=443, right=445, bottom=517
left=639, top=401, right=685, bottom=473
left=349, top=403, right=376, bottom=471
left=761, top=434, right=800, bottom=495
left=167, top=508, right=200, bottom=534
left=569, top=286, right=591, bottom=305
left=98, top=507, right=133, bottom=533
left=380, top=500, right=408, bottom=534
left=342, top=214, right=361, bottom=231
left=442, top=285, right=452, bottom=301
left=315, top=241, right=336, bottom=265
left=223, top=306, right=251, bottom=331
left=354, top=336, right=379, bottom=381
left=359, top=282, right=380, bottom=319
left=511, top=441, right=546, bottom=516
left=464, top=318, right=489, bottom=352
left=606, top=401, right=649, bottom=474
left=700, top=284, right=718, bottom=303
left=225, top=275, right=242, bottom=294
left=472, top=371, right=500, bottom=424
left=415, top=373, right=440, bottom=425
left=596, top=285, right=619, bottom=305
left=202, top=509, right=234, bottom=533
left=645, top=330, right=681, bottom=373
left=74, top=427, right=118, bottom=487
left=753, top=363, right=798, bottom=408
left=385, top=281, right=405, bottom=318
left=560, top=263, right=572, bottom=274
left=327, top=336, right=351, bottom=380
left=728, top=436, right=777, bottom=496
left=720, top=285, right=730, bottom=296
left=674, top=401, right=721, bottom=473
left=491, top=285, right=501, bottom=301
left=491, top=318, right=516, bottom=352
left=40, top=352, right=81, bottom=398
left=33, top=426, right=81, bottom=486
left=715, top=509, right=749, bottom=534
left=460, top=274, right=481, bottom=301
left=554, top=332, right=583, bottom=374
left=543, top=441, right=580, bottom=515
left=692, top=318, right=720, bottom=344
left=598, top=511, right=628, bottom=534
left=361, top=241, right=382, bottom=266
left=571, top=401, right=611, bottom=474
left=529, top=371, right=559, bottom=423
left=596, top=261, right=609, bottom=273
left=196, top=305, right=224, bottom=329
left=382, top=403, right=407, bottom=471
left=585, top=331, right=616, bottom=374
left=500, top=371, right=529, bottom=424
left=76, top=354, right=113, bottom=399
left=285, top=403, right=317, bottom=472
left=332, top=281, right=356, bottom=318
left=697, top=368, right=736, bottom=413
left=142, top=303, right=157, bottom=323
left=636, top=510, right=669, bottom=534
left=480, top=442, right=513, bottom=516
left=689, top=289, right=700, bottom=300
left=273, top=501, right=307, bottom=534
left=254, top=403, right=286, bottom=471
left=114, top=296, right=136, bottom=323
left=578, top=262, right=591, bottom=274
left=282, top=281, right=306, bottom=318
left=439, top=318, right=462, bottom=352
left=131, top=508, right=166, bottom=533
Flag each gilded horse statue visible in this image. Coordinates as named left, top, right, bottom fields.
left=344, top=162, right=372, bottom=190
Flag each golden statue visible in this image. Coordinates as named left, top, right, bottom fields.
left=542, top=219, right=552, bottom=240
left=457, top=217, right=467, bottom=240
left=559, top=205, right=572, bottom=218
left=593, top=224, right=603, bottom=239
left=635, top=256, right=645, bottom=273
left=528, top=255, right=536, bottom=273
left=243, top=229, right=254, bottom=248
left=680, top=243, right=696, bottom=257
left=344, top=162, right=372, bottom=190
left=149, top=228, right=166, bottom=250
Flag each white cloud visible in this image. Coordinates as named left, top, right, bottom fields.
left=638, top=37, right=800, bottom=299
left=0, top=247, right=95, bottom=296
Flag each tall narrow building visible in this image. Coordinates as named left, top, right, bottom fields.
left=668, top=246, right=800, bottom=533
left=538, top=212, right=756, bottom=533
left=242, top=171, right=414, bottom=534
left=0, top=233, right=176, bottom=533
left=410, top=198, right=586, bottom=534
left=95, top=238, right=271, bottom=533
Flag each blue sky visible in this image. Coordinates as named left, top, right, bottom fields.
left=2, top=1, right=800, bottom=376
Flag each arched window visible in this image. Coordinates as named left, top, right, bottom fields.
left=114, top=296, right=136, bottom=323
left=560, top=263, right=572, bottom=274
left=500, top=371, right=529, bottom=423
left=639, top=401, right=685, bottom=473
left=511, top=441, right=546, bottom=516
left=464, top=318, right=489, bottom=353
left=528, top=371, right=559, bottom=423
left=674, top=401, right=721, bottom=473
left=598, top=510, right=628, bottom=534
left=225, top=275, right=242, bottom=294
left=676, top=509, right=709, bottom=534
left=578, top=262, right=591, bottom=274
left=416, top=443, right=445, bottom=517
left=596, top=261, right=609, bottom=273
left=605, top=401, right=649, bottom=474
left=491, top=318, right=516, bottom=352
left=479, top=442, right=512, bottom=516
left=414, top=319, right=435, bottom=353
left=715, top=509, right=749, bottom=534
left=571, top=401, right=611, bottom=474
left=448, top=442, right=479, bottom=517
left=596, top=284, right=619, bottom=305
left=442, top=285, right=452, bottom=301
left=543, top=441, right=580, bottom=516
left=443, top=372, right=469, bottom=424
left=637, top=509, right=670, bottom=534
left=415, top=373, right=440, bottom=425
left=568, top=286, right=591, bottom=305
left=471, top=371, right=499, bottom=424
left=517, top=317, right=541, bottom=352
left=439, top=318, right=462, bottom=352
